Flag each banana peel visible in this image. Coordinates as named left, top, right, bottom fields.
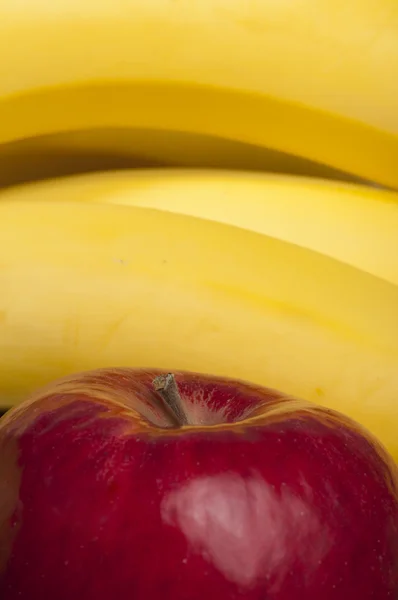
left=1, top=199, right=398, bottom=459
left=0, top=0, right=397, bottom=187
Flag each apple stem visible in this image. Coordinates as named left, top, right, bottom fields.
left=152, top=373, right=188, bottom=426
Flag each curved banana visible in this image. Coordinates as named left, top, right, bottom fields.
left=3, top=169, right=398, bottom=286
left=1, top=199, right=398, bottom=458
left=0, top=0, right=397, bottom=188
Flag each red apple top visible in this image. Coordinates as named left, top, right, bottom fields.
left=0, top=368, right=398, bottom=600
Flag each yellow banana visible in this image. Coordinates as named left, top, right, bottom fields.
left=0, top=0, right=397, bottom=188
left=3, top=169, right=398, bottom=286
left=1, top=199, right=398, bottom=458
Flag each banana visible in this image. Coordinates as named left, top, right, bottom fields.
left=0, top=0, right=397, bottom=188
left=1, top=199, right=398, bottom=458
left=3, top=169, right=398, bottom=286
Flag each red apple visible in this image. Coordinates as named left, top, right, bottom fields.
left=0, top=368, right=398, bottom=600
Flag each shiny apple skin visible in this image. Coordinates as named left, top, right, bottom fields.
left=0, top=368, right=398, bottom=600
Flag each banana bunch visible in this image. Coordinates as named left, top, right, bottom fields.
left=0, top=0, right=397, bottom=188
left=1, top=1, right=398, bottom=458
left=1, top=171, right=398, bottom=458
